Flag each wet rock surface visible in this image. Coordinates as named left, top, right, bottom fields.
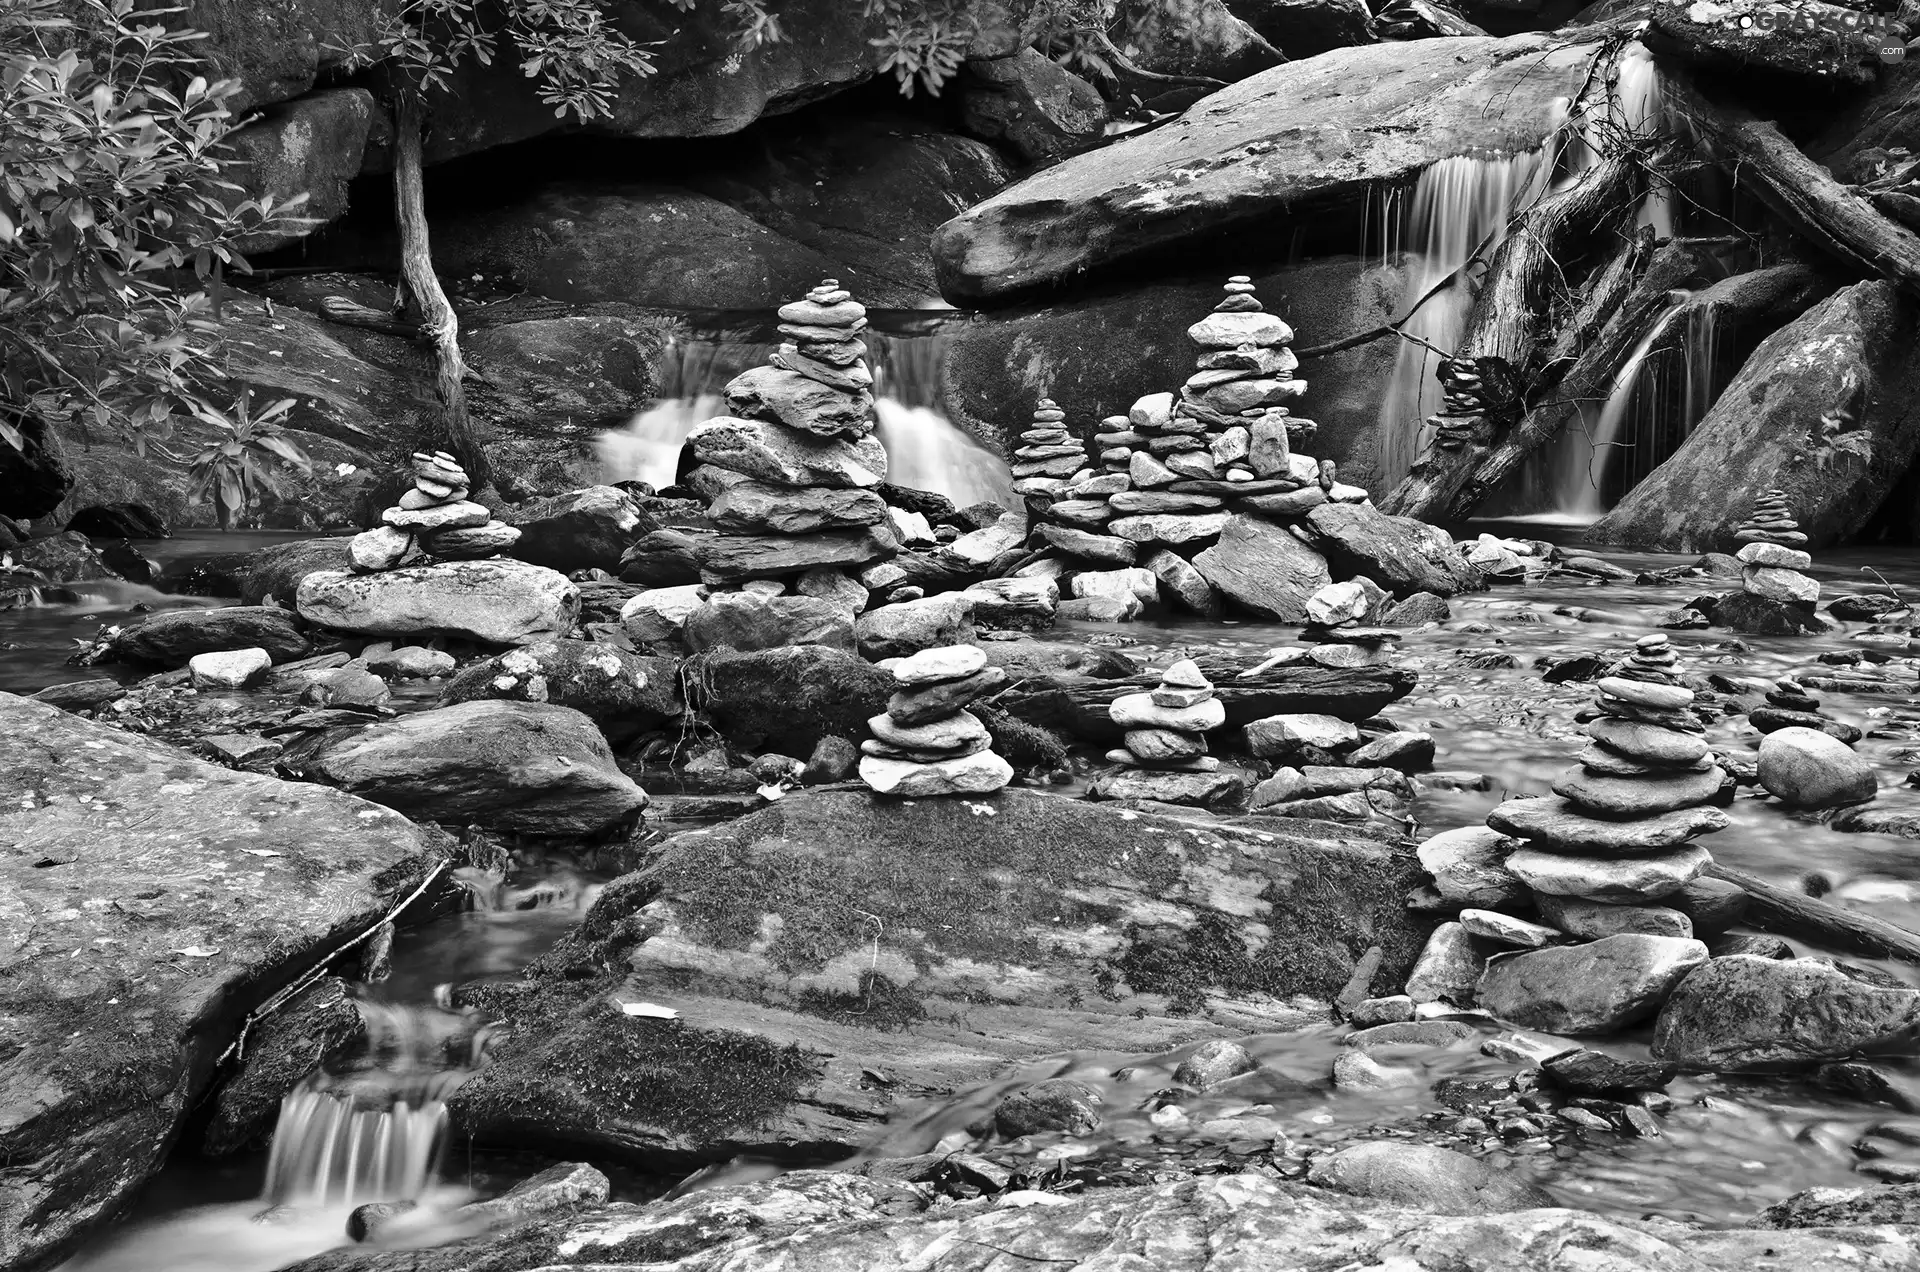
left=0, top=693, right=451, bottom=1270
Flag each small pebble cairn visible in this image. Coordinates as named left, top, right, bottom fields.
left=859, top=644, right=1014, bottom=797
left=349, top=451, right=519, bottom=572
left=1096, top=658, right=1227, bottom=796
left=1733, top=489, right=1819, bottom=607
left=1486, top=634, right=1729, bottom=924
left=1009, top=398, right=1086, bottom=498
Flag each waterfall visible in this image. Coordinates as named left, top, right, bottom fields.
left=1371, top=151, right=1554, bottom=490
left=1552, top=291, right=1693, bottom=518
left=596, top=315, right=1014, bottom=508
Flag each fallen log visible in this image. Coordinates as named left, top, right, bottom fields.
left=1706, top=862, right=1920, bottom=965
left=1450, top=252, right=1838, bottom=518
left=1381, top=149, right=1645, bottom=520
left=995, top=664, right=1417, bottom=745
left=1674, top=81, right=1920, bottom=300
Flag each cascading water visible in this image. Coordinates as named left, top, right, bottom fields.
left=597, top=314, right=1014, bottom=507
left=1371, top=152, right=1554, bottom=491
left=1552, top=291, right=1693, bottom=519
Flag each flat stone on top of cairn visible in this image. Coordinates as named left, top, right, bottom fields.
left=350, top=451, right=519, bottom=571
left=860, top=644, right=1013, bottom=797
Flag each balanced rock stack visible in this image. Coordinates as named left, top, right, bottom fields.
left=1718, top=488, right=1823, bottom=634
left=1734, top=486, right=1806, bottom=546
left=1089, top=659, right=1243, bottom=807
left=350, top=451, right=519, bottom=572
left=1486, top=635, right=1729, bottom=924
left=859, top=644, right=1013, bottom=797
left=684, top=279, right=896, bottom=585
left=1010, top=398, right=1086, bottom=499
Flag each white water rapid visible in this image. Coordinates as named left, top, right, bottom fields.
left=597, top=316, right=1015, bottom=508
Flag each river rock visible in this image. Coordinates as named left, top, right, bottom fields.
left=708, top=479, right=888, bottom=534
left=1477, top=935, right=1708, bottom=1034
left=383, top=500, right=489, bottom=533
left=1302, top=503, right=1482, bottom=598
left=687, top=416, right=888, bottom=488
left=1458, top=909, right=1562, bottom=949
left=1417, top=826, right=1527, bottom=909
left=503, top=486, right=654, bottom=573
left=1088, top=768, right=1249, bottom=807
left=1654, top=956, right=1920, bottom=1072
left=0, top=694, right=449, bottom=1270
left=619, top=528, right=703, bottom=587
left=620, top=583, right=709, bottom=643
left=445, top=789, right=1422, bottom=1166
left=887, top=667, right=1008, bottom=729
left=1307, top=1141, right=1554, bottom=1214
left=186, top=646, right=273, bottom=689
left=1404, top=922, right=1480, bottom=1006
left=694, top=523, right=900, bottom=584
left=855, top=594, right=977, bottom=660
left=859, top=749, right=1015, bottom=796
left=1587, top=717, right=1711, bottom=767
left=1550, top=766, right=1727, bottom=818
left=1506, top=843, right=1713, bottom=903
left=690, top=645, right=891, bottom=757
left=1487, top=797, right=1728, bottom=857
left=1534, top=894, right=1693, bottom=940
left=683, top=591, right=857, bottom=655
left=1595, top=676, right=1693, bottom=711
left=724, top=364, right=874, bottom=437
left=1757, top=727, right=1878, bottom=809
left=1332, top=1050, right=1421, bottom=1091
left=278, top=700, right=648, bottom=836
left=1540, top=1049, right=1677, bottom=1095
left=102, top=605, right=313, bottom=666
left=297, top=561, right=580, bottom=646
left=993, top=1078, right=1103, bottom=1138
left=1110, top=692, right=1228, bottom=733
left=438, top=640, right=682, bottom=743
left=1192, top=513, right=1332, bottom=621
left=364, top=646, right=456, bottom=679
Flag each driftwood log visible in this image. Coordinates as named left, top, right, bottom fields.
left=1674, top=81, right=1920, bottom=301
left=1381, top=150, right=1644, bottom=520
left=1707, top=862, right=1920, bottom=965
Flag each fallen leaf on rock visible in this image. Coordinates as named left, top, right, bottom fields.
left=171, top=946, right=221, bottom=958
left=617, top=1000, right=679, bottom=1019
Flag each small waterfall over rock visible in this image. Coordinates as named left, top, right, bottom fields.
left=597, top=313, right=1013, bottom=507
left=1552, top=291, right=1693, bottom=519
left=1371, top=152, right=1554, bottom=491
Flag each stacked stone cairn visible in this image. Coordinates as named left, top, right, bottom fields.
left=1735, top=488, right=1818, bottom=606
left=683, top=279, right=895, bottom=587
left=1399, top=635, right=1727, bottom=1039
left=1009, top=398, right=1085, bottom=499
left=350, top=451, right=519, bottom=572
left=1088, top=658, right=1241, bottom=807
left=860, top=644, right=1013, bottom=797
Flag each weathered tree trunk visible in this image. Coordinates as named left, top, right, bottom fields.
left=1674, top=80, right=1920, bottom=300
left=392, top=93, right=491, bottom=492
left=1380, top=149, right=1644, bottom=520
left=1536, top=225, right=1655, bottom=387
left=1707, top=863, right=1920, bottom=964
left=1447, top=238, right=1709, bottom=517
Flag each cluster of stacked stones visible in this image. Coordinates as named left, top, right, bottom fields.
left=1734, top=487, right=1818, bottom=607
left=1008, top=398, right=1084, bottom=495
left=1089, top=659, right=1237, bottom=805
left=1406, top=635, right=1731, bottom=1038
left=349, top=451, right=519, bottom=571
left=1026, top=278, right=1369, bottom=617
left=859, top=644, right=1013, bottom=797
left=682, top=279, right=895, bottom=587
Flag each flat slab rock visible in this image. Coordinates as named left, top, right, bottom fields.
left=445, top=788, right=1424, bottom=1165
left=296, top=559, right=580, bottom=646
left=0, top=692, right=450, bottom=1271
left=270, top=1167, right=1920, bottom=1272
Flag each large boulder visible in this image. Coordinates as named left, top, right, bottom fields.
left=0, top=693, right=448, bottom=1271
left=932, top=35, right=1599, bottom=302
left=257, top=1168, right=1920, bottom=1272
left=98, top=604, right=312, bottom=666
left=445, top=789, right=1424, bottom=1163
left=957, top=50, right=1109, bottom=163
left=1193, top=514, right=1332, bottom=620
left=1301, top=503, right=1483, bottom=598
left=1589, top=281, right=1920, bottom=553
left=296, top=560, right=580, bottom=646
left=1475, top=934, right=1708, bottom=1034
left=279, top=700, right=648, bottom=836
left=853, top=594, right=978, bottom=660
left=437, top=640, right=683, bottom=743
left=688, top=645, right=894, bottom=756
left=239, top=537, right=356, bottom=605
left=1757, top=726, right=1878, bottom=809
left=508, top=486, right=657, bottom=574
left=1113, top=0, right=1284, bottom=81
left=1652, top=955, right=1920, bottom=1072
left=225, top=88, right=378, bottom=251
left=938, top=256, right=1407, bottom=487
